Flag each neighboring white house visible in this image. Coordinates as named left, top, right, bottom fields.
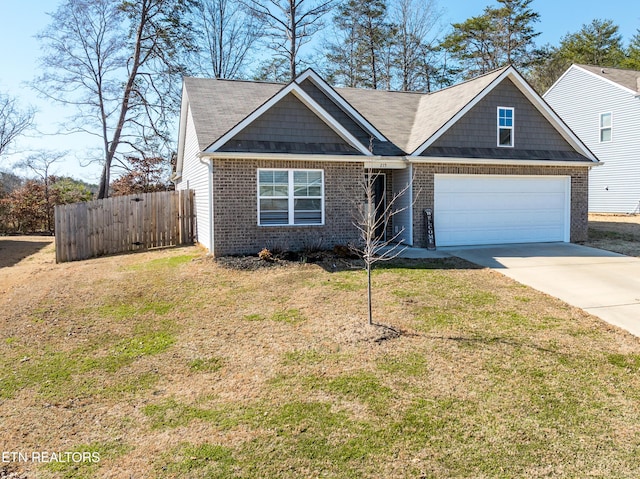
left=544, top=64, right=640, bottom=213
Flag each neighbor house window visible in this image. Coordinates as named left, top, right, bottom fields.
left=497, top=107, right=514, bottom=147
left=258, top=169, right=324, bottom=226
left=600, top=112, right=612, bottom=142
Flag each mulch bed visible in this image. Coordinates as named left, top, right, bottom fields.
left=214, top=250, right=363, bottom=272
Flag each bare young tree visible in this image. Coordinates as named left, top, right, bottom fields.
left=35, top=0, right=195, bottom=199
left=0, top=93, right=35, bottom=159
left=351, top=162, right=414, bottom=327
left=193, top=0, right=262, bottom=78
left=242, top=0, right=335, bottom=79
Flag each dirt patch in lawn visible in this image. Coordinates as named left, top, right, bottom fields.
left=586, top=213, right=640, bottom=257
left=0, top=236, right=56, bottom=308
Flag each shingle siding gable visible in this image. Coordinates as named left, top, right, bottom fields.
left=297, top=79, right=371, bottom=145
left=424, top=78, right=579, bottom=158
left=218, top=92, right=360, bottom=155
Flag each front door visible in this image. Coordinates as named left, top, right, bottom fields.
left=371, top=174, right=386, bottom=240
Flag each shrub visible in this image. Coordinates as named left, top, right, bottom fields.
left=258, top=248, right=274, bottom=262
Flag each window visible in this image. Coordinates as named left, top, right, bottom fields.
left=600, top=112, right=612, bottom=142
left=497, top=107, right=514, bottom=147
left=258, top=169, right=323, bottom=226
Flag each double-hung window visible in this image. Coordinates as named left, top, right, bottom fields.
left=258, top=169, right=324, bottom=226
left=600, top=112, right=612, bottom=142
left=497, top=107, right=514, bottom=147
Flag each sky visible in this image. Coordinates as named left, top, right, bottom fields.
left=0, top=0, right=638, bottom=183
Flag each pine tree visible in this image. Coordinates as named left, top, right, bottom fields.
left=325, top=0, right=393, bottom=89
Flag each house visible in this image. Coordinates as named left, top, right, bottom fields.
left=544, top=64, right=640, bottom=214
left=173, top=66, right=598, bottom=257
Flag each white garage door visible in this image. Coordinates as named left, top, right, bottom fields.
left=434, top=175, right=571, bottom=246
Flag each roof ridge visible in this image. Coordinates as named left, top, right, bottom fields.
left=575, top=63, right=640, bottom=74
left=184, top=76, right=286, bottom=86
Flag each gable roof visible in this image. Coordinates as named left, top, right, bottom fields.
left=178, top=66, right=597, bottom=165
left=408, top=68, right=507, bottom=154
left=184, top=77, right=282, bottom=152
left=573, top=64, right=640, bottom=95
left=204, top=79, right=374, bottom=155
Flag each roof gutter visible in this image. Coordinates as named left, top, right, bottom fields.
left=199, top=151, right=409, bottom=169
left=199, top=151, right=602, bottom=169
left=409, top=156, right=602, bottom=168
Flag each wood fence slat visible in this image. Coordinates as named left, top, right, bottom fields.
left=53, top=190, right=195, bottom=263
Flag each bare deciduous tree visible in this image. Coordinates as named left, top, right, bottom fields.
left=0, top=93, right=35, bottom=159
left=392, top=0, right=443, bottom=91
left=194, top=0, right=262, bottom=78
left=242, top=0, right=335, bottom=79
left=351, top=162, right=414, bottom=327
left=35, top=0, right=195, bottom=199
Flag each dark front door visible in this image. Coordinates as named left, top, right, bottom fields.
left=371, top=174, right=386, bottom=240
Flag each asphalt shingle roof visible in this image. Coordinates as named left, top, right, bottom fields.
left=576, top=64, right=640, bottom=93
left=184, top=77, right=282, bottom=151
left=183, top=66, right=511, bottom=155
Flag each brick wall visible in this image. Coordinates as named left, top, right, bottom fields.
left=412, top=164, right=590, bottom=247
left=212, top=159, right=363, bottom=256
left=211, top=159, right=590, bottom=256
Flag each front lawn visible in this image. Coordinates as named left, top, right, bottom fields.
left=1, top=245, right=639, bottom=478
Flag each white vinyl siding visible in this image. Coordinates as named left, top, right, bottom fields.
left=258, top=169, right=324, bottom=226
left=175, top=106, right=211, bottom=250
left=544, top=66, right=640, bottom=213
left=434, top=175, right=570, bottom=246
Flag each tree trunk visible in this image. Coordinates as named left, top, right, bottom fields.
left=96, top=0, right=149, bottom=199
left=367, top=260, right=373, bottom=325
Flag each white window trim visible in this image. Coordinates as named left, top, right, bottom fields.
left=257, top=168, right=325, bottom=226
left=599, top=112, right=612, bottom=143
left=497, top=106, right=514, bottom=148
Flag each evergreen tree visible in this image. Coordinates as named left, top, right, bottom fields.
left=557, top=19, right=625, bottom=66
left=325, top=0, right=393, bottom=89
left=528, top=19, right=626, bottom=93
left=621, top=29, right=640, bottom=70
left=441, top=0, right=541, bottom=78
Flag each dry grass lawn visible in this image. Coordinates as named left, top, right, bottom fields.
left=1, top=233, right=640, bottom=478
left=586, top=213, right=640, bottom=257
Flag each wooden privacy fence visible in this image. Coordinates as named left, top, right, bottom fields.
left=54, top=190, right=195, bottom=263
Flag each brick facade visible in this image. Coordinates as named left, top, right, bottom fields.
left=411, top=163, right=590, bottom=248
left=209, top=160, right=590, bottom=256
left=211, top=159, right=363, bottom=256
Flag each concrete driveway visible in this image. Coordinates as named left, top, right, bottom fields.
left=442, top=243, right=640, bottom=337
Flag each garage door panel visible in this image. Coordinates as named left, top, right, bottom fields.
left=439, top=211, right=565, bottom=228
left=439, top=193, right=566, bottom=212
left=434, top=175, right=570, bottom=246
